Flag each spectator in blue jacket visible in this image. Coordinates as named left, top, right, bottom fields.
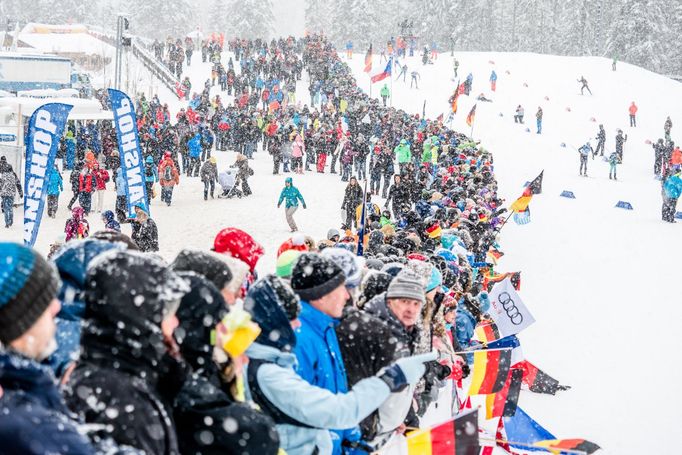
left=277, top=177, right=306, bottom=232
left=46, top=165, right=63, bottom=218
left=0, top=242, right=97, bottom=454
left=101, top=210, right=121, bottom=232
left=46, top=239, right=129, bottom=377
left=662, top=167, right=682, bottom=222
left=143, top=155, right=157, bottom=204
left=188, top=133, right=202, bottom=177
left=114, top=168, right=127, bottom=223
left=243, top=273, right=435, bottom=455
left=290, top=253, right=353, bottom=453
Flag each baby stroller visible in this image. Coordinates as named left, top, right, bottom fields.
left=217, top=168, right=242, bottom=198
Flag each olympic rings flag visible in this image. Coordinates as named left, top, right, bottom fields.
left=488, top=277, right=535, bottom=338
left=23, top=103, right=73, bottom=246
left=107, top=88, right=149, bottom=218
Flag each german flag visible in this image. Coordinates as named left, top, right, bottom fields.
left=485, top=368, right=523, bottom=419
left=468, top=348, right=512, bottom=395
left=486, top=248, right=504, bottom=265
left=527, top=170, right=544, bottom=194
left=473, top=321, right=501, bottom=344
left=426, top=223, right=442, bottom=239
left=406, top=408, right=480, bottom=455
left=363, top=43, right=372, bottom=73
left=482, top=271, right=521, bottom=292
left=509, top=187, right=532, bottom=213
left=466, top=104, right=477, bottom=127
left=534, top=439, right=600, bottom=454
left=450, top=88, right=460, bottom=113
left=517, top=360, right=568, bottom=395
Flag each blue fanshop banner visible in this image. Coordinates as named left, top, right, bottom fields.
left=107, top=88, right=149, bottom=218
left=23, top=103, right=72, bottom=246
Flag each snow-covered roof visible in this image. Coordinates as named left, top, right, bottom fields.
left=17, top=32, right=112, bottom=55
left=20, top=23, right=89, bottom=34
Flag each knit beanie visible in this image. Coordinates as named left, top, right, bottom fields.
left=290, top=253, right=346, bottom=301
left=426, top=266, right=443, bottom=292
left=172, top=249, right=234, bottom=290
left=276, top=249, right=301, bottom=279
left=386, top=270, right=425, bottom=305
left=320, top=247, right=365, bottom=288
left=0, top=243, right=59, bottom=344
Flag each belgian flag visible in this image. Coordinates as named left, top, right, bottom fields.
left=468, top=348, right=512, bottom=395
left=406, top=408, right=480, bottom=455
left=534, top=439, right=601, bottom=454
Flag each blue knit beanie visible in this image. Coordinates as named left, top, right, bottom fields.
left=0, top=243, right=59, bottom=344
left=426, top=266, right=443, bottom=293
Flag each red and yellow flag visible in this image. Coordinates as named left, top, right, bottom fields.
left=466, top=104, right=477, bottom=127
left=473, top=321, right=501, bottom=344
left=468, top=348, right=512, bottom=395
left=509, top=187, right=532, bottom=213
left=534, top=439, right=601, bottom=454
left=406, top=409, right=479, bottom=455
left=485, top=368, right=523, bottom=419
left=364, top=43, right=372, bottom=73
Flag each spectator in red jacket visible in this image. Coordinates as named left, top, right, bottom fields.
left=93, top=163, right=110, bottom=213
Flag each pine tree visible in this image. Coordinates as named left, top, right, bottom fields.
left=610, top=0, right=669, bottom=72
left=207, top=0, right=229, bottom=33
left=225, top=0, right=274, bottom=39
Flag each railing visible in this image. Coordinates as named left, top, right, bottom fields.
left=87, top=29, right=182, bottom=99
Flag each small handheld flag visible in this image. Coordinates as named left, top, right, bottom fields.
left=534, top=439, right=601, bottom=454
left=406, top=408, right=479, bottom=455
left=468, top=348, right=512, bottom=395
left=466, top=104, right=477, bottom=127
left=363, top=43, right=372, bottom=73
left=371, top=57, right=392, bottom=83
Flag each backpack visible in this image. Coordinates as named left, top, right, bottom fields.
left=164, top=165, right=172, bottom=181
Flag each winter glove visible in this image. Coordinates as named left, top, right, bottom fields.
left=378, top=351, right=437, bottom=393
left=277, top=204, right=281, bottom=208
left=424, top=360, right=452, bottom=381
left=461, top=362, right=471, bottom=379
left=302, top=203, right=307, bottom=209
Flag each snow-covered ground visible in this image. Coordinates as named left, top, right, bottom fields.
left=347, top=52, right=682, bottom=454
left=2, top=35, right=681, bottom=453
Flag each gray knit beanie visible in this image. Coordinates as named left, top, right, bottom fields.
left=386, top=270, right=425, bottom=304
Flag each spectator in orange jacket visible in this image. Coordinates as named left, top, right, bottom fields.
left=158, top=151, right=180, bottom=206
left=629, top=102, right=638, bottom=127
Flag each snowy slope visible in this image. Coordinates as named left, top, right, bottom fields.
left=2, top=36, right=681, bottom=453
left=347, top=52, right=682, bottom=454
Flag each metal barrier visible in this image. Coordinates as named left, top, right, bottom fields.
left=88, top=29, right=182, bottom=99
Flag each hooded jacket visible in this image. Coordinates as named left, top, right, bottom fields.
left=0, top=352, right=95, bottom=454
left=102, top=210, right=121, bottom=232
left=172, top=273, right=280, bottom=455
left=46, top=239, right=127, bottom=376
left=278, top=177, right=306, bottom=208
left=0, top=161, right=22, bottom=198
left=64, top=251, right=189, bottom=455
left=64, top=207, right=90, bottom=241
left=46, top=167, right=64, bottom=196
